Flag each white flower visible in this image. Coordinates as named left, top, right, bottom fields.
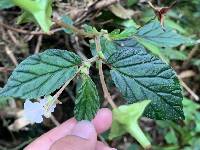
left=23, top=96, right=57, bottom=123
left=40, top=96, right=56, bottom=118
left=24, top=100, right=44, bottom=123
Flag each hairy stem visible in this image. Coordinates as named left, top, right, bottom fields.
left=99, top=61, right=117, bottom=109
left=53, top=55, right=97, bottom=100
left=54, top=19, right=99, bottom=38
left=53, top=66, right=83, bottom=99
left=127, top=123, right=151, bottom=149
left=95, top=36, right=117, bottom=109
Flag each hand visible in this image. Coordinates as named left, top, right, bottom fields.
left=25, top=108, right=115, bottom=150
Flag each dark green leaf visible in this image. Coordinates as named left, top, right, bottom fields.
left=0, top=49, right=81, bottom=99
left=74, top=74, right=100, bottom=121
left=136, top=20, right=194, bottom=47
left=106, top=39, right=184, bottom=120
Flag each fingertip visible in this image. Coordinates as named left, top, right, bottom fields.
left=92, top=108, right=112, bottom=134
left=71, top=120, right=97, bottom=140
left=25, top=118, right=77, bottom=150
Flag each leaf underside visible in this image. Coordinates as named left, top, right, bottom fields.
left=106, top=39, right=184, bottom=120
left=0, top=49, right=81, bottom=99
left=74, top=74, right=100, bottom=121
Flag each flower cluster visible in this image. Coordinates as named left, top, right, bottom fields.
left=23, top=96, right=57, bottom=123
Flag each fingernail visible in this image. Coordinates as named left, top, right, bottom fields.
left=71, top=120, right=95, bottom=139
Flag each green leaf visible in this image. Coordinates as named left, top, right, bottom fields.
left=90, top=37, right=118, bottom=58
left=127, top=0, right=138, bottom=7
left=0, top=0, right=14, bottom=10
left=0, top=49, right=81, bottom=99
left=17, top=11, right=36, bottom=24
left=109, top=100, right=151, bottom=149
left=12, top=0, right=53, bottom=32
left=83, top=24, right=99, bottom=34
left=106, top=39, right=184, bottom=120
left=109, top=28, right=137, bottom=40
left=136, top=37, right=165, bottom=59
left=61, top=15, right=74, bottom=34
left=136, top=20, right=194, bottom=47
left=165, top=128, right=178, bottom=144
left=165, top=19, right=187, bottom=34
left=161, top=48, right=187, bottom=61
left=0, top=93, right=13, bottom=109
left=74, top=74, right=100, bottom=121
left=118, top=19, right=140, bottom=28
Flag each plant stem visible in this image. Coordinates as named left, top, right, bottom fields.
left=95, top=36, right=117, bottom=109
left=87, top=56, right=98, bottom=63
left=99, top=61, right=117, bottom=109
left=53, top=66, right=83, bottom=99
left=54, top=19, right=99, bottom=38
left=127, top=123, right=151, bottom=149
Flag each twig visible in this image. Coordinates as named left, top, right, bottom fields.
left=75, top=0, right=120, bottom=24
left=7, top=30, right=20, bottom=46
left=34, top=35, right=43, bottom=54
left=178, top=70, right=196, bottom=79
left=54, top=19, right=99, bottom=38
left=99, top=61, right=117, bottom=109
left=50, top=115, right=60, bottom=127
left=4, top=46, right=18, bottom=66
left=182, top=45, right=199, bottom=67
left=92, top=0, right=120, bottom=10
left=95, top=37, right=117, bottom=108
left=87, top=56, right=98, bottom=63
left=0, top=22, right=61, bottom=35
left=0, top=67, right=13, bottom=72
left=179, top=77, right=199, bottom=101
left=53, top=66, right=83, bottom=99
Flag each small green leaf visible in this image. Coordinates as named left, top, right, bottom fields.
left=109, top=100, right=151, bottom=149
left=136, top=20, right=194, bottom=47
left=165, top=128, right=178, bottom=144
left=61, top=15, right=74, bottom=34
left=0, top=0, right=14, bottom=10
left=82, top=24, right=99, bottom=34
left=74, top=74, right=100, bottom=121
left=126, top=0, right=138, bottom=7
left=106, top=39, right=184, bottom=120
left=109, top=28, right=137, bottom=40
left=12, top=0, right=53, bottom=32
left=90, top=37, right=118, bottom=58
left=0, top=49, right=81, bottom=99
left=17, top=11, right=35, bottom=25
